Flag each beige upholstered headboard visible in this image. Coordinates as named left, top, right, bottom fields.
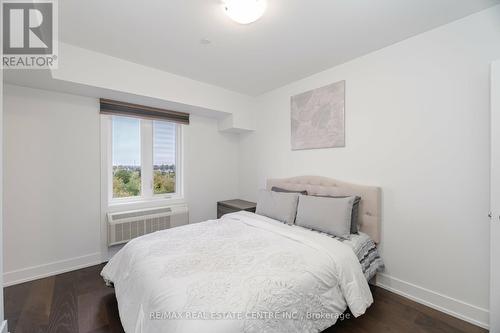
left=267, top=176, right=381, bottom=243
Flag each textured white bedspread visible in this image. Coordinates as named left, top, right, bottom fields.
left=101, top=211, right=373, bottom=333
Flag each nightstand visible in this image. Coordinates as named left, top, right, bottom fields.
left=217, top=199, right=257, bottom=218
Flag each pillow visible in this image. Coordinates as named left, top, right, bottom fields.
left=349, top=196, right=361, bottom=233
left=295, top=195, right=357, bottom=238
left=271, top=186, right=308, bottom=195
left=256, top=190, right=299, bottom=225
left=314, top=195, right=361, bottom=233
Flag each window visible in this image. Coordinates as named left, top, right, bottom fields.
left=107, top=115, right=182, bottom=202
left=112, top=117, right=142, bottom=198
left=153, top=121, right=176, bottom=195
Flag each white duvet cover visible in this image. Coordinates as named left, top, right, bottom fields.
left=101, top=211, right=373, bottom=333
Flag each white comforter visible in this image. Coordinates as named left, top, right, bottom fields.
left=101, top=211, right=373, bottom=333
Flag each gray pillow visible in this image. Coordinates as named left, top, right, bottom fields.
left=314, top=195, right=361, bottom=233
left=295, top=195, right=357, bottom=237
left=349, top=196, right=361, bottom=233
left=256, top=190, right=299, bottom=225
left=271, top=186, right=308, bottom=195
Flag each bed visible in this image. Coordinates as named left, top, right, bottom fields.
left=101, top=176, right=383, bottom=333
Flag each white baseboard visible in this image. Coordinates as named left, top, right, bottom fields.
left=376, top=273, right=489, bottom=330
left=3, top=252, right=102, bottom=287
left=0, top=320, right=7, bottom=333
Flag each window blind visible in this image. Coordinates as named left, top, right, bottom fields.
left=100, top=99, right=190, bottom=125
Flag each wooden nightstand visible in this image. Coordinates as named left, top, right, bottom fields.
left=217, top=199, right=257, bottom=218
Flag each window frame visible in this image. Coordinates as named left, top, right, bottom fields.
left=102, top=115, right=184, bottom=207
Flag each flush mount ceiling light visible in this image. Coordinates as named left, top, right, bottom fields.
left=223, top=0, right=267, bottom=24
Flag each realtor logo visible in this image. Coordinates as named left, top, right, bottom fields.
left=2, top=0, right=58, bottom=69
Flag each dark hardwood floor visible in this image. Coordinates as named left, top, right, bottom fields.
left=4, top=264, right=486, bottom=333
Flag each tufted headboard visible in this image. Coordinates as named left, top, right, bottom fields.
left=266, top=176, right=381, bottom=243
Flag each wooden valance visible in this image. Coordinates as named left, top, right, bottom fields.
left=100, top=99, right=189, bottom=125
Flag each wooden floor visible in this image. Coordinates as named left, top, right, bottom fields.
left=4, top=264, right=486, bottom=333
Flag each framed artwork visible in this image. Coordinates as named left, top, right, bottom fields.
left=291, top=80, right=345, bottom=150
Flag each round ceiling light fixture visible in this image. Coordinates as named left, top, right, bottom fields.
left=223, top=0, right=267, bottom=24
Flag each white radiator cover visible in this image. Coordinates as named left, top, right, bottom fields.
left=107, top=205, right=189, bottom=246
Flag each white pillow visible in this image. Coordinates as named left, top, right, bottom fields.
left=295, top=195, right=356, bottom=237
left=255, top=190, right=299, bottom=225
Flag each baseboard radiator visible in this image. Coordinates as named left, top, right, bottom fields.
left=107, top=205, right=189, bottom=246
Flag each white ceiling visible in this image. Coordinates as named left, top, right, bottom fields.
left=60, top=0, right=499, bottom=96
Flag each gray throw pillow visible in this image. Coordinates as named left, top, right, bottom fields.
left=314, top=195, right=361, bottom=233
left=349, top=196, right=361, bottom=233
left=256, top=190, right=299, bottom=225
left=295, top=195, right=357, bottom=238
left=271, top=186, right=308, bottom=195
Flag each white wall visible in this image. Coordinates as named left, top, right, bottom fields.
left=3, top=84, right=241, bottom=285
left=3, top=85, right=102, bottom=284
left=490, top=59, right=500, bottom=333
left=185, top=115, right=240, bottom=223
left=52, top=42, right=255, bottom=128
left=239, top=6, right=500, bottom=328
